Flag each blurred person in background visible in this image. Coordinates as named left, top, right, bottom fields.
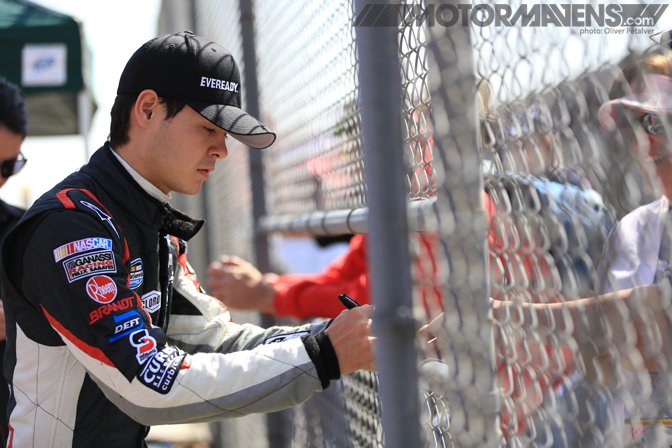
left=485, top=52, right=672, bottom=445
left=0, top=77, right=28, bottom=446
left=593, top=49, right=672, bottom=446
left=0, top=32, right=375, bottom=448
left=493, top=49, right=672, bottom=446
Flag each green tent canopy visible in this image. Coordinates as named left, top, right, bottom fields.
left=0, top=0, right=96, bottom=136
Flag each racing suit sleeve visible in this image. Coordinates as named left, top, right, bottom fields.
left=23, top=211, right=340, bottom=426
left=166, top=244, right=335, bottom=353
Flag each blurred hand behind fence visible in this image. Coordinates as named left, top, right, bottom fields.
left=207, top=255, right=278, bottom=314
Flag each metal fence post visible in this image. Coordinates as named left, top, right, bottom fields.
left=425, top=2, right=497, bottom=446
left=239, top=0, right=270, bottom=275
left=354, top=1, right=422, bottom=447
left=239, top=1, right=290, bottom=447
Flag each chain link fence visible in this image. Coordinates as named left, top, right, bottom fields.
left=159, top=0, right=672, bottom=446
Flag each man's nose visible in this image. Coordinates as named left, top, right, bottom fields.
left=209, top=137, right=228, bottom=159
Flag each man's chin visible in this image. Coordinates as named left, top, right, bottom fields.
left=179, top=182, right=204, bottom=196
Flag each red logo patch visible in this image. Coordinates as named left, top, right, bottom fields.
left=86, top=275, right=118, bottom=304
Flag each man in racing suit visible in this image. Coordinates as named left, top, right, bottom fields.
left=0, top=31, right=374, bottom=447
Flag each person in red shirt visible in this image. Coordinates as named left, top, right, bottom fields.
left=206, top=190, right=494, bottom=321
left=207, top=233, right=369, bottom=319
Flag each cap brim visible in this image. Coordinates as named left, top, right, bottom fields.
left=650, top=27, right=672, bottom=47
left=598, top=93, right=672, bottom=130
left=185, top=100, right=276, bottom=149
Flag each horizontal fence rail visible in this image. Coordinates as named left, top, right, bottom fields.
left=258, top=197, right=456, bottom=235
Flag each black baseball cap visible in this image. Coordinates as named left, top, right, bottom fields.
left=117, top=31, right=276, bottom=149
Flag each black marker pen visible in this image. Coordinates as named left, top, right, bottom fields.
left=338, top=293, right=361, bottom=310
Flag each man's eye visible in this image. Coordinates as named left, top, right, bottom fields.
left=645, top=154, right=668, bottom=164
left=204, top=127, right=216, bottom=134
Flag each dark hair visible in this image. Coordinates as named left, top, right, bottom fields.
left=108, top=94, right=187, bottom=148
left=0, top=78, right=28, bottom=137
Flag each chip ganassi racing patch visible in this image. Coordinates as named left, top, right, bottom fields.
left=85, top=275, right=117, bottom=304
left=63, top=250, right=116, bottom=283
left=264, top=331, right=309, bottom=345
left=53, top=237, right=112, bottom=262
left=138, top=346, right=187, bottom=394
left=129, top=329, right=158, bottom=364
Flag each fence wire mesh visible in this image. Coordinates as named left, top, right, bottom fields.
left=160, top=0, right=672, bottom=447
left=421, top=1, right=672, bottom=448
left=256, top=0, right=365, bottom=215
left=174, top=2, right=268, bottom=447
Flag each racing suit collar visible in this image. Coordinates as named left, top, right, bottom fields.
left=108, top=147, right=171, bottom=203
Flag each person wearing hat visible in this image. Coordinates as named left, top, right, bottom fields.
left=597, top=51, right=672, bottom=300
left=0, top=32, right=374, bottom=448
left=592, top=50, right=672, bottom=447
left=0, top=77, right=28, bottom=448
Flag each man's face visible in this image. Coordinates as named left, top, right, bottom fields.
left=623, top=111, right=672, bottom=201
left=145, top=104, right=228, bottom=195
left=0, top=125, right=24, bottom=189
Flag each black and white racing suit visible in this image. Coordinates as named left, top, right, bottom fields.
left=0, top=144, right=340, bottom=447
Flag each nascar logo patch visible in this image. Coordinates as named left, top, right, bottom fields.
left=53, top=237, right=113, bottom=262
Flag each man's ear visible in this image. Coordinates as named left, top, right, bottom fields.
left=133, top=90, right=161, bottom=130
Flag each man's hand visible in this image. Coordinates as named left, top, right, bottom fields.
left=326, top=305, right=376, bottom=374
left=206, top=256, right=278, bottom=314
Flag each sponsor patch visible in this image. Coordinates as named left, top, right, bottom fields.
left=110, top=311, right=143, bottom=342
left=90, top=296, right=135, bottom=324
left=80, top=200, right=120, bottom=238
left=141, top=290, right=161, bottom=314
left=53, top=238, right=112, bottom=262
left=63, top=250, right=116, bottom=283
left=129, top=258, right=144, bottom=289
left=138, top=346, right=187, bottom=394
left=130, top=329, right=158, bottom=364
left=264, top=331, right=309, bottom=345
left=86, top=275, right=117, bottom=304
